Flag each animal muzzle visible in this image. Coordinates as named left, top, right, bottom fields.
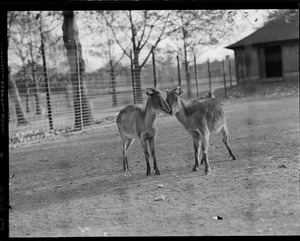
left=168, top=109, right=175, bottom=115
left=162, top=102, right=171, bottom=115
left=165, top=107, right=172, bottom=115
left=165, top=104, right=174, bottom=115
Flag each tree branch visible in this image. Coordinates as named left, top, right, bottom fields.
left=140, top=12, right=170, bottom=68
left=136, top=11, right=148, bottom=49
left=100, top=12, right=130, bottom=58
left=128, top=10, right=137, bottom=51
left=139, top=11, right=166, bottom=50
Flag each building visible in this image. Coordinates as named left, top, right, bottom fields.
left=226, top=17, right=299, bottom=83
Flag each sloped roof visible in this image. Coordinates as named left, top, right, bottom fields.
left=226, top=17, right=299, bottom=49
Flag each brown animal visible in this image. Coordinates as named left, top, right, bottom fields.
left=165, top=86, right=236, bottom=175
left=116, top=87, right=171, bottom=176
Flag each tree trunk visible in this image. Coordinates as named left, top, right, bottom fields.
left=130, top=50, right=137, bottom=104
left=62, top=11, right=94, bottom=129
left=25, top=81, right=30, bottom=113
left=31, top=63, right=42, bottom=115
left=65, top=82, right=73, bottom=108
left=22, top=66, right=30, bottom=113
left=183, top=38, right=192, bottom=98
left=8, top=75, right=29, bottom=126
left=134, top=66, right=143, bottom=104
left=110, top=65, right=117, bottom=107
left=180, top=13, right=191, bottom=98
left=133, top=51, right=143, bottom=103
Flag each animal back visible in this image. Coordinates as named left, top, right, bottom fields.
left=185, top=98, right=225, bottom=133
left=116, top=104, right=143, bottom=138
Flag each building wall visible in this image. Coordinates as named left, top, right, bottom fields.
left=282, top=41, right=299, bottom=74
left=233, top=40, right=299, bottom=83
left=234, top=49, right=243, bottom=84
left=244, top=45, right=259, bottom=79
left=234, top=47, right=259, bottom=84
left=257, top=47, right=266, bottom=78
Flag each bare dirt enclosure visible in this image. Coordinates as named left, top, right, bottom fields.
left=9, top=94, right=300, bottom=236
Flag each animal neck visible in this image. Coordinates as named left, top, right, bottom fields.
left=175, top=98, right=188, bottom=126
left=143, top=97, right=157, bottom=127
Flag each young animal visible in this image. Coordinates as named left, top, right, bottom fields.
left=165, top=87, right=236, bottom=175
left=116, top=87, right=171, bottom=176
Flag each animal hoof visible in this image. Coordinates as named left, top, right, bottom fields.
left=155, top=169, right=160, bottom=175
left=192, top=166, right=199, bottom=172
left=205, top=169, right=211, bottom=175
left=232, top=155, right=236, bottom=160
left=147, top=170, right=151, bottom=176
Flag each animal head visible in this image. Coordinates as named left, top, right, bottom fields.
left=146, top=87, right=171, bottom=114
left=165, top=86, right=183, bottom=115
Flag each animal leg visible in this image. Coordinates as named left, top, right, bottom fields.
left=121, top=136, right=127, bottom=171
left=200, top=150, right=205, bottom=165
left=201, top=134, right=211, bottom=175
left=141, top=138, right=151, bottom=176
left=148, top=136, right=160, bottom=175
left=189, top=131, right=201, bottom=172
left=221, top=124, right=236, bottom=160
left=123, top=138, right=134, bottom=171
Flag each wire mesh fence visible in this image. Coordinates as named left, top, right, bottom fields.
left=8, top=45, right=237, bottom=138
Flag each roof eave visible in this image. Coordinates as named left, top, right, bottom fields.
left=226, top=38, right=299, bottom=50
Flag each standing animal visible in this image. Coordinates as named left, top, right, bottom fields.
left=165, top=86, right=236, bottom=175
left=116, top=87, right=171, bottom=176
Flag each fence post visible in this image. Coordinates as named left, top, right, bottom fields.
left=109, top=62, right=117, bottom=107
left=177, top=55, right=181, bottom=87
left=228, top=59, right=232, bottom=88
left=130, top=50, right=137, bottom=104
left=75, top=41, right=83, bottom=130
left=228, top=58, right=232, bottom=88
left=40, top=18, right=53, bottom=130
left=207, top=59, right=212, bottom=93
left=242, top=53, right=245, bottom=87
left=25, top=76, right=30, bottom=113
left=152, top=49, right=157, bottom=88
left=222, top=59, right=228, bottom=98
left=194, top=55, right=199, bottom=98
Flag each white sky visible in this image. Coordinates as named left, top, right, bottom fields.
left=196, top=10, right=269, bottom=62
left=8, top=10, right=270, bottom=73
left=79, top=10, right=270, bottom=71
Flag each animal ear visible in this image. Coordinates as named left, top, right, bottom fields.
left=146, top=88, right=156, bottom=96
left=174, top=86, right=183, bottom=95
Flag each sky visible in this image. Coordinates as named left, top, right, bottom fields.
left=8, top=10, right=270, bottom=73
left=79, top=10, right=270, bottom=71
left=188, top=10, right=269, bottom=62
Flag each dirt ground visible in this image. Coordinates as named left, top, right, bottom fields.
left=9, top=94, right=300, bottom=236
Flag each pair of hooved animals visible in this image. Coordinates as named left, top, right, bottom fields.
left=116, top=86, right=236, bottom=176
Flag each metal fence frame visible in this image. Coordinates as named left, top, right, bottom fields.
left=9, top=46, right=237, bottom=137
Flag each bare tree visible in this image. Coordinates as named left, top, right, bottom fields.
left=167, top=10, right=237, bottom=98
left=101, top=10, right=172, bottom=103
left=266, top=9, right=299, bottom=23
left=84, top=11, right=126, bottom=107
left=62, top=11, right=94, bottom=129
left=7, top=11, right=29, bottom=126
left=27, top=12, right=42, bottom=115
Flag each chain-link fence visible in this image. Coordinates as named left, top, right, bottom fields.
left=9, top=29, right=239, bottom=140
left=8, top=10, right=241, bottom=139
left=9, top=45, right=237, bottom=137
